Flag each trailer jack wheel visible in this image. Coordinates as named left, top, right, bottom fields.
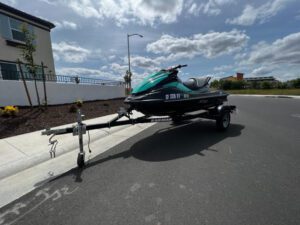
left=216, top=111, right=230, bottom=131
left=77, top=152, right=85, bottom=168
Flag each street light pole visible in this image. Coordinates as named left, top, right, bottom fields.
left=127, top=33, right=143, bottom=92
left=127, top=34, right=131, bottom=76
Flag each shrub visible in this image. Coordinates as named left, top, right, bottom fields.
left=231, top=80, right=246, bottom=90
left=261, top=81, right=272, bottom=89
left=276, top=82, right=288, bottom=89
left=0, top=106, right=19, bottom=117
left=219, top=80, right=245, bottom=90
left=69, top=104, right=77, bottom=113
left=69, top=99, right=83, bottom=113
left=291, top=78, right=300, bottom=88
left=220, top=80, right=232, bottom=90
left=75, top=99, right=83, bottom=108
left=250, top=81, right=259, bottom=89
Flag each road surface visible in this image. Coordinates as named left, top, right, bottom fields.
left=1, top=96, right=299, bottom=225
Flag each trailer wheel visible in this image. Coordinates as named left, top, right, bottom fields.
left=77, top=153, right=85, bottom=168
left=216, top=111, right=230, bottom=131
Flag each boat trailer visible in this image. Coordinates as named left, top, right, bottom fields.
left=42, top=105, right=236, bottom=168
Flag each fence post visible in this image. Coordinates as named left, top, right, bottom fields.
left=17, top=60, right=33, bottom=107
left=41, top=61, right=47, bottom=108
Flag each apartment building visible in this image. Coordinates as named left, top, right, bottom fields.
left=0, top=2, right=55, bottom=80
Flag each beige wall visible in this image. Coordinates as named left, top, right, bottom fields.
left=33, top=26, right=56, bottom=75
left=0, top=11, right=55, bottom=75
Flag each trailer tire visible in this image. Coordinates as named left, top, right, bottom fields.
left=216, top=111, right=230, bottom=131
left=77, top=153, right=85, bottom=168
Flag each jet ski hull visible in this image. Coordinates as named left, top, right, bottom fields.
left=125, top=90, right=228, bottom=116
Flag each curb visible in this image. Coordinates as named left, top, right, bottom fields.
left=0, top=111, right=146, bottom=180
left=230, top=94, right=300, bottom=99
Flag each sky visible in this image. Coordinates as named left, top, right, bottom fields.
left=2, top=0, right=300, bottom=84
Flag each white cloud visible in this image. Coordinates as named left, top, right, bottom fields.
left=54, top=20, right=78, bottom=30
left=121, top=30, right=249, bottom=71
left=108, top=62, right=149, bottom=86
left=52, top=42, right=91, bottom=63
left=234, top=52, right=248, bottom=61
left=186, top=0, right=235, bottom=16
left=187, top=3, right=199, bottom=16
left=108, top=55, right=116, bottom=60
left=235, top=32, right=300, bottom=80
left=243, top=32, right=300, bottom=65
left=68, top=0, right=103, bottom=19
left=39, top=0, right=56, bottom=5
left=130, top=56, right=160, bottom=68
left=41, top=0, right=184, bottom=26
left=201, top=0, right=235, bottom=16
left=147, top=30, right=249, bottom=59
left=1, top=0, right=17, bottom=6
left=226, top=0, right=293, bottom=26
left=110, top=63, right=128, bottom=76
left=252, top=66, right=274, bottom=75
left=248, top=65, right=299, bottom=81
left=213, top=65, right=233, bottom=71
left=56, top=67, right=122, bottom=80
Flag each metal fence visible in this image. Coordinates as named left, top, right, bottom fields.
left=0, top=70, right=124, bottom=86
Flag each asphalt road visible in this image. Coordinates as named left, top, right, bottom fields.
left=1, top=96, right=300, bottom=225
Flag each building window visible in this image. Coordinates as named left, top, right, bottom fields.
left=0, top=62, right=43, bottom=81
left=0, top=62, right=19, bottom=80
left=9, top=18, right=26, bottom=42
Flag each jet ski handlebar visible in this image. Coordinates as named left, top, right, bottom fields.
left=170, top=64, right=187, bottom=70
left=164, top=64, right=187, bottom=72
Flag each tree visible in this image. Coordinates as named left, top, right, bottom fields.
left=250, top=81, right=259, bottom=89
left=20, top=24, right=41, bottom=107
left=231, top=80, right=246, bottom=89
left=261, top=81, right=272, bottom=89
left=291, top=78, right=300, bottom=88
left=124, top=70, right=132, bottom=95
left=210, top=80, right=219, bottom=89
left=219, top=80, right=232, bottom=90
left=276, top=81, right=287, bottom=89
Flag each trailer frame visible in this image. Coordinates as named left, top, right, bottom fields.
left=42, top=105, right=236, bottom=168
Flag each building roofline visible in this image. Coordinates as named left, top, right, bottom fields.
left=244, top=76, right=276, bottom=80
left=220, top=76, right=234, bottom=80
left=0, top=2, right=55, bottom=29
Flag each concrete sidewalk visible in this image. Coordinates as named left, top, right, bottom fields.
left=0, top=111, right=152, bottom=180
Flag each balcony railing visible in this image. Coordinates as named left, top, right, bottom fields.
left=0, top=70, right=124, bottom=86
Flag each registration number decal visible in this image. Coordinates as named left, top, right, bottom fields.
left=165, top=93, right=189, bottom=100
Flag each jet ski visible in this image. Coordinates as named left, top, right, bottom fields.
left=124, top=64, right=228, bottom=116
left=42, top=64, right=235, bottom=168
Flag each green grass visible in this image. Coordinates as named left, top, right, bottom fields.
left=226, top=89, right=300, bottom=95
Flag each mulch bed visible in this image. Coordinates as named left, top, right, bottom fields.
left=0, top=99, right=126, bottom=139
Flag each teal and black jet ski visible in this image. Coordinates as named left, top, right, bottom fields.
left=125, top=64, right=228, bottom=116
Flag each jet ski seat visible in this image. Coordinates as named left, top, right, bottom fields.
left=183, top=77, right=211, bottom=90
